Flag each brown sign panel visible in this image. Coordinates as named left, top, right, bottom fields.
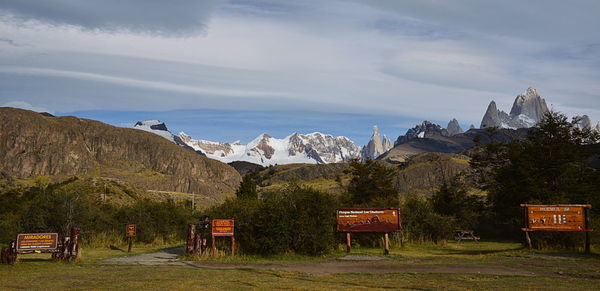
left=16, top=233, right=59, bottom=251
left=522, top=204, right=591, bottom=231
left=212, top=219, right=234, bottom=236
left=336, top=208, right=402, bottom=233
left=126, top=224, right=137, bottom=237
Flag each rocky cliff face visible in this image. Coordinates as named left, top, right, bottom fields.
left=480, top=87, right=549, bottom=129
left=361, top=126, right=392, bottom=160
left=509, top=87, right=549, bottom=123
left=446, top=118, right=464, bottom=135
left=0, top=108, right=240, bottom=198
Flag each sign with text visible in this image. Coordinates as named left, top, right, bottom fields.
left=336, top=208, right=402, bottom=233
left=16, top=233, right=58, bottom=252
left=126, top=224, right=136, bottom=237
left=521, top=204, right=591, bottom=231
left=212, top=219, right=234, bottom=236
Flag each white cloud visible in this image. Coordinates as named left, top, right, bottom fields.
left=0, top=0, right=221, bottom=35
left=0, top=0, right=598, bottom=126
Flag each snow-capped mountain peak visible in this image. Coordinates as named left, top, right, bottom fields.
left=481, top=87, right=549, bottom=129
left=175, top=131, right=361, bottom=166
left=134, top=120, right=174, bottom=140
left=133, top=121, right=205, bottom=156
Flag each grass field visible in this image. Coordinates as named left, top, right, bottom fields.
left=1, top=241, right=599, bottom=290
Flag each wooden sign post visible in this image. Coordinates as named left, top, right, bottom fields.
left=126, top=224, right=136, bottom=253
left=211, top=219, right=235, bottom=256
left=336, top=208, right=402, bottom=255
left=521, top=204, right=593, bottom=253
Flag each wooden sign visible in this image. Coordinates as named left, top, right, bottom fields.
left=212, top=219, right=234, bottom=236
left=521, top=204, right=591, bottom=232
left=126, top=224, right=137, bottom=237
left=336, top=208, right=402, bottom=233
left=521, top=204, right=592, bottom=253
left=16, top=233, right=58, bottom=252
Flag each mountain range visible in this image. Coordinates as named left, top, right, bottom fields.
left=134, top=87, right=599, bottom=166
left=135, top=120, right=363, bottom=166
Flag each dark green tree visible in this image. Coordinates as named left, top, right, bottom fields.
left=430, top=177, right=485, bottom=229
left=472, top=111, right=600, bottom=227
left=236, top=174, right=258, bottom=199
left=345, top=159, right=398, bottom=207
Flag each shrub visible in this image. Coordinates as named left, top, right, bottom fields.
left=206, top=183, right=336, bottom=255
left=401, top=196, right=456, bottom=244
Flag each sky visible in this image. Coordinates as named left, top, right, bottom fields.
left=1, top=0, right=599, bottom=144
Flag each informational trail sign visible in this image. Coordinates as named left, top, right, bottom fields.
left=336, top=208, right=402, bottom=233
left=212, top=219, right=234, bottom=236
left=126, top=224, right=137, bottom=237
left=211, top=219, right=235, bottom=256
left=521, top=204, right=590, bottom=231
left=125, top=224, right=136, bottom=252
left=336, top=208, right=402, bottom=255
left=2, top=229, right=81, bottom=265
left=16, top=233, right=58, bottom=252
left=521, top=204, right=592, bottom=253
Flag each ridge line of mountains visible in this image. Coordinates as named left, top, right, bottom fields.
left=135, top=87, right=600, bottom=165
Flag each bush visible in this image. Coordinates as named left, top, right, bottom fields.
left=206, top=183, right=336, bottom=255
left=401, top=196, right=456, bottom=244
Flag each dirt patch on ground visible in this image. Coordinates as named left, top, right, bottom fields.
left=185, top=261, right=537, bottom=276
left=101, top=248, right=539, bottom=276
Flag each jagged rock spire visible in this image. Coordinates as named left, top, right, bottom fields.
left=446, top=118, right=463, bottom=135
left=480, top=87, right=549, bottom=129
left=361, top=126, right=389, bottom=160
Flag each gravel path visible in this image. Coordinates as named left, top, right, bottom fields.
left=100, top=247, right=540, bottom=276
left=100, top=247, right=186, bottom=266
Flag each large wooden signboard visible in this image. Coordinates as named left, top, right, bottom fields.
left=126, top=224, right=137, bottom=237
left=521, top=204, right=592, bottom=253
left=336, top=208, right=402, bottom=233
left=212, top=219, right=234, bottom=236
left=16, top=233, right=58, bottom=252
left=521, top=204, right=591, bottom=232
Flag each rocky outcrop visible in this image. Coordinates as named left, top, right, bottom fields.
left=395, top=121, right=449, bottom=146
left=0, top=107, right=241, bottom=198
left=509, top=87, right=549, bottom=124
left=596, top=122, right=600, bottom=133
left=382, top=135, right=393, bottom=152
left=361, top=126, right=391, bottom=160
left=480, top=87, right=549, bottom=129
left=447, top=118, right=464, bottom=135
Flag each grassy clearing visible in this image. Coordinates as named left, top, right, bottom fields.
left=1, top=241, right=600, bottom=290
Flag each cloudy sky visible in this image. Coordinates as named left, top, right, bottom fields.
left=1, top=0, right=599, bottom=144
